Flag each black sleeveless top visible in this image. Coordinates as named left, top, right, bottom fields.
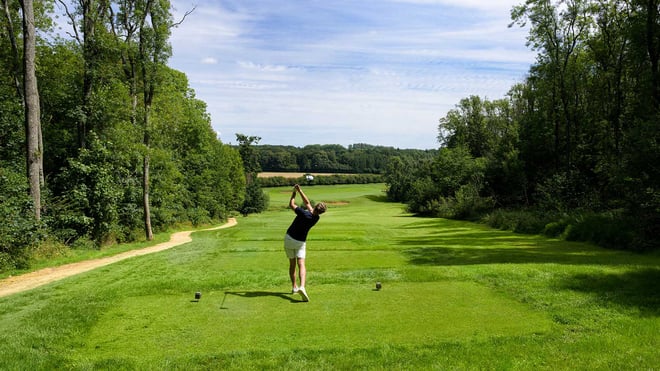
left=286, top=207, right=320, bottom=242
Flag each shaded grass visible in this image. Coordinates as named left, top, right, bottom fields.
left=0, top=184, right=658, bottom=370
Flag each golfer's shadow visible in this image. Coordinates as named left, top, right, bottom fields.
left=221, top=291, right=302, bottom=308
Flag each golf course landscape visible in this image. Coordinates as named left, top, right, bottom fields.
left=0, top=184, right=658, bottom=370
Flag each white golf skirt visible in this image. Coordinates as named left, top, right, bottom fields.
left=284, top=234, right=306, bottom=259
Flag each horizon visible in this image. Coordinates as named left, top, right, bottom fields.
left=237, top=142, right=440, bottom=151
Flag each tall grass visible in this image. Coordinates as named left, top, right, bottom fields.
left=0, top=184, right=658, bottom=370
left=483, top=208, right=644, bottom=250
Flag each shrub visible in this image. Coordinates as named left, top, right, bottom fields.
left=542, top=220, right=568, bottom=237
left=240, top=181, right=270, bottom=215
left=0, top=167, right=42, bottom=270
left=451, top=184, right=495, bottom=220
left=27, top=238, right=71, bottom=262
left=53, top=137, right=123, bottom=245
left=186, top=207, right=212, bottom=226
left=483, top=208, right=557, bottom=234
left=409, top=197, right=446, bottom=217
left=560, top=212, right=635, bottom=250
left=485, top=208, right=643, bottom=251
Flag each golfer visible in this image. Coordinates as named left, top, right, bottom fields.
left=284, top=184, right=326, bottom=302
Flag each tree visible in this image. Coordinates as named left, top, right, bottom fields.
left=1, top=1, right=26, bottom=171
left=384, top=156, right=416, bottom=202
left=58, top=0, right=112, bottom=149
left=21, top=0, right=42, bottom=220
left=111, top=0, right=141, bottom=126
left=236, top=133, right=268, bottom=215
left=235, top=133, right=262, bottom=177
left=643, top=0, right=660, bottom=110
left=511, top=0, right=592, bottom=173
left=2, top=0, right=22, bottom=100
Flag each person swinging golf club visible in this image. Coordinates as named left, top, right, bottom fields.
left=284, top=184, right=326, bottom=302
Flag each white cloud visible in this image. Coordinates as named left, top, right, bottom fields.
left=389, top=0, right=521, bottom=12
left=167, top=0, right=534, bottom=149
left=237, top=61, right=293, bottom=72
left=201, top=57, right=218, bottom=64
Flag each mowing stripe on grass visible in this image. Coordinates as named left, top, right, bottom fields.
left=82, top=281, right=552, bottom=360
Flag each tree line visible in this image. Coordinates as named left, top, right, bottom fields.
left=385, top=0, right=660, bottom=251
left=0, top=0, right=246, bottom=270
left=255, top=143, right=437, bottom=174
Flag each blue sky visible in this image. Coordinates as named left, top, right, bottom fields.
left=167, top=1, right=534, bottom=149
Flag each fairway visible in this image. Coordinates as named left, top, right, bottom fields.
left=0, top=184, right=658, bottom=370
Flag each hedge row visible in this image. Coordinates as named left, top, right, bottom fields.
left=259, top=173, right=383, bottom=187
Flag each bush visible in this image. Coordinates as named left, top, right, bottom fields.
left=185, top=207, right=212, bottom=226
left=0, top=167, right=42, bottom=270
left=240, top=181, right=270, bottom=215
left=408, top=177, right=441, bottom=216
left=26, top=238, right=71, bottom=263
left=71, top=236, right=98, bottom=250
left=542, top=220, right=568, bottom=237
left=483, top=208, right=557, bottom=234
left=408, top=197, right=446, bottom=217
left=451, top=184, right=495, bottom=220
left=53, top=137, right=123, bottom=245
left=560, top=212, right=636, bottom=250
left=484, top=208, right=644, bottom=251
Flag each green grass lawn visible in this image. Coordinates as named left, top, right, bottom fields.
left=0, top=184, right=658, bottom=370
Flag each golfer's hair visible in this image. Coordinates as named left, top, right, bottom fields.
left=314, top=202, right=327, bottom=214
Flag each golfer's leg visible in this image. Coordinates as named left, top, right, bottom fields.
left=289, top=258, right=298, bottom=288
left=298, top=258, right=306, bottom=288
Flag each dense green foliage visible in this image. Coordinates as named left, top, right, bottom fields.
left=255, top=143, right=437, bottom=174
left=385, top=0, right=660, bottom=251
left=235, top=134, right=269, bottom=215
left=0, top=184, right=657, bottom=369
left=259, top=173, right=383, bottom=187
left=0, top=168, right=41, bottom=270
left=0, top=0, right=245, bottom=269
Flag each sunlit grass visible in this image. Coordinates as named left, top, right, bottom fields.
left=0, top=184, right=658, bottom=370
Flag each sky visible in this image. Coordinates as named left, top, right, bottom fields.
left=150, top=1, right=536, bottom=149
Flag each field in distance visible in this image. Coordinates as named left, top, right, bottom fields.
left=258, top=172, right=355, bottom=178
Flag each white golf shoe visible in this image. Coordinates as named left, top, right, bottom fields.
left=298, top=287, right=309, bottom=302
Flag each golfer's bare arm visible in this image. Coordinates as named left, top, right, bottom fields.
left=293, top=184, right=314, bottom=212
left=289, top=187, right=298, bottom=211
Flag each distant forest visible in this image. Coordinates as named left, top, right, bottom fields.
left=253, top=144, right=437, bottom=174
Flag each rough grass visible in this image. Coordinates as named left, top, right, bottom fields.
left=0, top=184, right=658, bottom=370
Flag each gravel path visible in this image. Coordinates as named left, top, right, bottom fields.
left=0, top=218, right=237, bottom=298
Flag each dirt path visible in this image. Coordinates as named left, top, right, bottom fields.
left=0, top=218, right=237, bottom=298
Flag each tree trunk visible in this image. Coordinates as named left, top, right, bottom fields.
left=647, top=0, right=660, bottom=111
left=79, top=0, right=96, bottom=149
left=21, top=0, right=42, bottom=220
left=142, top=131, right=153, bottom=240
left=2, top=0, right=23, bottom=101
